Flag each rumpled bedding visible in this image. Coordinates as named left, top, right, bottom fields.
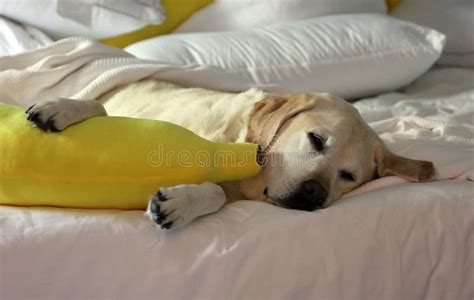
left=0, top=16, right=52, bottom=56
left=0, top=39, right=473, bottom=299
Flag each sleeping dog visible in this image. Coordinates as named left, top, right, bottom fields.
left=26, top=79, right=435, bottom=230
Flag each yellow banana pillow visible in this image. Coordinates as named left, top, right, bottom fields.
left=387, top=0, right=402, bottom=11
left=101, top=0, right=213, bottom=48
left=0, top=104, right=260, bottom=209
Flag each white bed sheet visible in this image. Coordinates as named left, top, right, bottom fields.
left=0, top=60, right=473, bottom=298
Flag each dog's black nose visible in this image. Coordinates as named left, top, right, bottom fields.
left=282, top=180, right=327, bottom=211
left=302, top=180, right=321, bottom=196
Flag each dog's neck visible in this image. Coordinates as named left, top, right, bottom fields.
left=171, top=87, right=267, bottom=143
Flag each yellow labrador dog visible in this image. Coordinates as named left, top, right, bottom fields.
left=26, top=80, right=435, bottom=230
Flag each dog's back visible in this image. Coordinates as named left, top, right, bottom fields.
left=99, top=79, right=267, bottom=142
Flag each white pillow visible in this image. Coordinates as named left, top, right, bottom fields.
left=391, top=0, right=474, bottom=67
left=126, top=14, right=445, bottom=99
left=0, top=16, right=53, bottom=56
left=0, top=0, right=165, bottom=40
left=176, top=0, right=386, bottom=33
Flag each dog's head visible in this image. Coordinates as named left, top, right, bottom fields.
left=242, top=93, right=435, bottom=210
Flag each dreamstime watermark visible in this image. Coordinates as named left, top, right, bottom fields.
left=147, top=144, right=319, bottom=168
left=148, top=145, right=256, bottom=168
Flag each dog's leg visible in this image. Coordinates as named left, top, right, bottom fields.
left=146, top=182, right=226, bottom=230
left=26, top=98, right=107, bottom=132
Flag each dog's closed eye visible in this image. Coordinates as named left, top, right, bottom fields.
left=339, top=170, right=356, bottom=182
left=308, top=132, right=325, bottom=152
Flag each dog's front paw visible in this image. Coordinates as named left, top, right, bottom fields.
left=26, top=100, right=64, bottom=132
left=146, top=187, right=197, bottom=230
left=26, top=98, right=106, bottom=132
left=145, top=183, right=226, bottom=231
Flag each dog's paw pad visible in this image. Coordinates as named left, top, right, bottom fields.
left=162, top=221, right=173, bottom=230
left=156, top=191, right=168, bottom=202
left=145, top=183, right=226, bottom=231
left=145, top=187, right=196, bottom=231
left=149, top=199, right=160, bottom=214
left=26, top=100, right=69, bottom=132
left=25, top=104, right=36, bottom=114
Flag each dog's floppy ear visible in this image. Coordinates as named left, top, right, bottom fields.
left=374, top=144, right=435, bottom=182
left=246, top=95, right=315, bottom=149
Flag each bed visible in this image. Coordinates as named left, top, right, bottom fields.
left=1, top=5, right=473, bottom=300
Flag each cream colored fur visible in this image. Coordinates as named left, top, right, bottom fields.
left=99, top=79, right=267, bottom=143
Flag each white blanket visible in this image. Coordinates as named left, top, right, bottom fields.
left=0, top=39, right=473, bottom=299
